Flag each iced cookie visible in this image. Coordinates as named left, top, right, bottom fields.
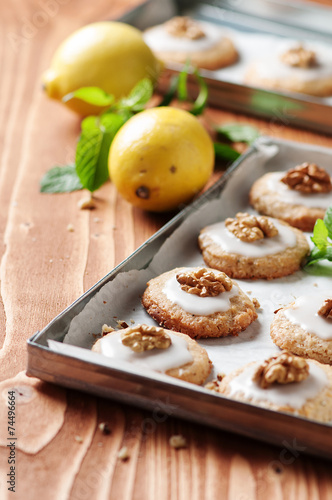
left=219, top=351, right=332, bottom=422
left=141, top=267, right=258, bottom=339
left=198, top=212, right=309, bottom=279
left=245, top=43, right=332, bottom=97
left=143, top=16, right=238, bottom=71
left=249, top=162, right=332, bottom=231
left=270, top=293, right=332, bottom=365
left=92, top=323, right=212, bottom=385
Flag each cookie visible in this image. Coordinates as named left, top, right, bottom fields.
left=141, top=267, right=258, bottom=339
left=245, top=42, right=332, bottom=97
left=92, top=323, right=212, bottom=385
left=143, top=16, right=238, bottom=71
left=219, top=353, right=332, bottom=423
left=270, top=293, right=332, bottom=365
left=249, top=163, right=332, bottom=231
left=198, top=213, right=309, bottom=279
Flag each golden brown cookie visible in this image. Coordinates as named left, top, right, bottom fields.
left=92, top=324, right=212, bottom=385
left=219, top=354, right=332, bottom=423
left=270, top=293, right=332, bottom=365
left=141, top=267, right=258, bottom=339
left=143, top=17, right=238, bottom=71
left=245, top=43, right=332, bottom=97
left=249, top=164, right=332, bottom=231
left=198, top=213, right=309, bottom=279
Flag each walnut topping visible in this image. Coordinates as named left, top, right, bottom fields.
left=225, top=212, right=278, bottom=242
left=318, top=299, right=332, bottom=319
left=281, top=163, right=332, bottom=193
left=280, top=45, right=316, bottom=68
left=164, top=16, right=206, bottom=40
left=252, top=352, right=309, bottom=389
left=121, top=324, right=171, bottom=353
left=176, top=268, right=232, bottom=297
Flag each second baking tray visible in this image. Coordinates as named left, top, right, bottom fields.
left=124, top=0, right=332, bottom=134
left=27, top=136, right=332, bottom=460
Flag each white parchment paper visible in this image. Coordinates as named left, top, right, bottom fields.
left=59, top=138, right=332, bottom=382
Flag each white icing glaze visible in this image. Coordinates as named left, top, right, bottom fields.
left=284, top=292, right=332, bottom=341
left=267, top=172, right=332, bottom=209
left=99, top=331, right=193, bottom=372
left=162, top=272, right=239, bottom=316
left=201, top=218, right=297, bottom=257
left=251, top=40, right=332, bottom=82
left=143, top=21, right=223, bottom=53
left=228, top=361, right=328, bottom=409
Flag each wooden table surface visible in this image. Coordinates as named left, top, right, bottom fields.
left=1, top=1, right=332, bottom=498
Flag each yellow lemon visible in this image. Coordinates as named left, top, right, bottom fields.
left=42, top=22, right=162, bottom=115
left=109, top=107, right=214, bottom=212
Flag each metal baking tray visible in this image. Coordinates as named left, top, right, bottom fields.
left=27, top=136, right=332, bottom=460
left=123, top=0, right=332, bottom=134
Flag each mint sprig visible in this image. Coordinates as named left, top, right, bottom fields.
left=305, top=206, right=332, bottom=267
left=62, top=87, right=115, bottom=107
left=216, top=123, right=260, bottom=145
left=76, top=113, right=125, bottom=192
left=40, top=164, right=83, bottom=193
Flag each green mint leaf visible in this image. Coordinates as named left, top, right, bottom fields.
left=325, top=246, right=332, bottom=261
left=190, top=69, right=208, bottom=116
left=323, top=205, right=332, bottom=239
left=214, top=142, right=240, bottom=162
left=40, top=164, right=83, bottom=193
left=305, top=247, right=327, bottom=266
left=76, top=113, right=125, bottom=192
left=117, top=78, right=153, bottom=112
left=216, top=123, right=260, bottom=144
left=177, top=63, right=189, bottom=101
left=62, top=87, right=114, bottom=107
left=311, top=218, right=328, bottom=250
left=158, top=75, right=179, bottom=107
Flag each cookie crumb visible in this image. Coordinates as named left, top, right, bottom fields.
left=117, top=320, right=129, bottom=329
left=169, top=435, right=187, bottom=449
left=102, top=324, right=115, bottom=336
left=118, top=446, right=130, bottom=461
left=98, top=422, right=111, bottom=435
left=252, top=298, right=260, bottom=309
left=204, top=380, right=220, bottom=392
left=67, top=223, right=74, bottom=232
left=78, top=194, right=96, bottom=210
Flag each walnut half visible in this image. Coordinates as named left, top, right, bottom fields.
left=225, top=212, right=278, bottom=242
left=176, top=268, right=232, bottom=297
left=164, top=16, right=206, bottom=40
left=121, top=324, right=171, bottom=352
left=280, top=45, right=316, bottom=68
left=281, top=163, right=332, bottom=193
left=318, top=299, right=332, bottom=320
left=252, top=351, right=309, bottom=389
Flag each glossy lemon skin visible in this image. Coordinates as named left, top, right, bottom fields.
left=42, top=22, right=162, bottom=115
left=109, top=107, right=214, bottom=212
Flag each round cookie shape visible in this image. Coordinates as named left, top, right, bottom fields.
left=249, top=169, right=332, bottom=231
left=198, top=215, right=309, bottom=279
left=143, top=16, right=238, bottom=71
left=219, top=358, right=332, bottom=423
left=141, top=267, right=258, bottom=339
left=92, top=324, right=212, bottom=385
left=244, top=42, right=332, bottom=97
left=270, top=293, right=332, bottom=365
